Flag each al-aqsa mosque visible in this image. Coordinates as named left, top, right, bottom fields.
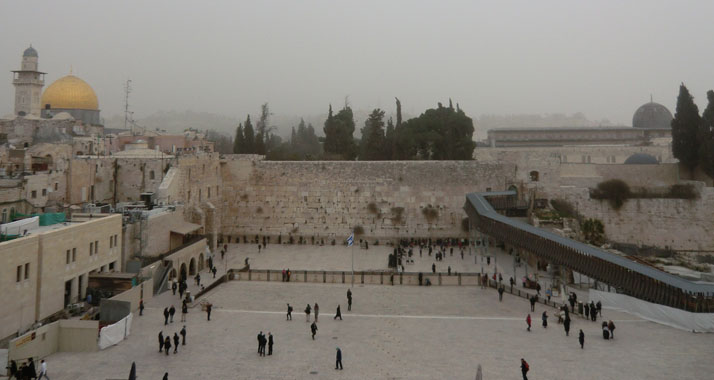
left=11, top=45, right=101, bottom=125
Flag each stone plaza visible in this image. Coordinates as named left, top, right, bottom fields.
left=42, top=245, right=714, bottom=379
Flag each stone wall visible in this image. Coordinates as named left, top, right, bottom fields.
left=220, top=156, right=515, bottom=241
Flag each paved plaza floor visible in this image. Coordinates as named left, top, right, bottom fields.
left=46, top=281, right=714, bottom=379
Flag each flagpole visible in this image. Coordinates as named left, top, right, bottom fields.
left=351, top=230, right=355, bottom=288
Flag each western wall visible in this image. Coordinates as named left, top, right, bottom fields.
left=219, top=155, right=516, bottom=242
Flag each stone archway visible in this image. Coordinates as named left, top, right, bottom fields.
left=180, top=263, right=187, bottom=282
left=189, top=258, right=196, bottom=276
left=198, top=253, right=204, bottom=271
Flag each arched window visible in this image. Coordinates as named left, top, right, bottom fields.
left=1, top=209, right=7, bottom=223
left=529, top=171, right=539, bottom=182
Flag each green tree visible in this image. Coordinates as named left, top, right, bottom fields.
left=359, top=108, right=387, bottom=160
left=233, top=123, right=245, bottom=153
left=243, top=115, right=255, bottom=154
left=385, top=117, right=395, bottom=160
left=671, top=84, right=701, bottom=172
left=323, top=104, right=357, bottom=160
left=255, top=103, right=272, bottom=155
left=699, top=90, right=714, bottom=178
left=395, top=102, right=476, bottom=160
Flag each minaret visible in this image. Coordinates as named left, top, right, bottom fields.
left=12, top=45, right=46, bottom=116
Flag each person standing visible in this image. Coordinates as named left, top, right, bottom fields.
left=314, top=303, right=319, bottom=322
left=578, top=329, right=585, bottom=349
left=259, top=333, right=266, bottom=357
left=181, top=301, right=188, bottom=322
left=520, top=358, right=529, bottom=380
left=347, top=291, right=353, bottom=311
left=498, top=285, right=504, bottom=301
left=564, top=316, right=571, bottom=336
left=432, top=263, right=436, bottom=274
left=335, top=347, right=343, bottom=370
left=206, top=303, right=212, bottom=321
left=37, top=359, right=49, bottom=380
left=163, top=373, right=168, bottom=380
left=608, top=320, right=615, bottom=339
left=169, top=305, right=176, bottom=323
left=268, top=332, right=274, bottom=356
left=305, top=304, right=312, bottom=322
left=541, top=311, right=548, bottom=328
left=27, top=358, right=37, bottom=379
left=334, top=305, right=342, bottom=320
left=172, top=281, right=177, bottom=295
left=164, top=336, right=171, bottom=356
left=311, top=321, right=318, bottom=340
left=163, top=307, right=170, bottom=325
left=257, top=332, right=263, bottom=355
left=509, top=277, right=515, bottom=292
left=180, top=326, right=186, bottom=345
left=584, top=303, right=590, bottom=318
left=529, top=296, right=536, bottom=312
left=286, top=303, right=293, bottom=320
left=597, top=301, right=603, bottom=317
left=159, top=331, right=165, bottom=353
left=139, top=299, right=145, bottom=316
left=212, top=266, right=217, bottom=278
left=173, top=333, right=179, bottom=354
left=526, top=314, right=532, bottom=332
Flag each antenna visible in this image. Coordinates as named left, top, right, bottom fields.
left=124, top=79, right=132, bottom=134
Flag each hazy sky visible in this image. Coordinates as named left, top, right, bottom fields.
left=2, top=0, right=713, bottom=128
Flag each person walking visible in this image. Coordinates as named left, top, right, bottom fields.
left=311, top=321, right=318, bottom=340
left=498, top=285, right=504, bottom=301
left=432, top=263, right=436, bottom=274
left=597, top=301, right=603, bottom=317
left=139, top=299, right=145, bottom=316
left=164, top=336, right=171, bottom=356
left=305, top=304, right=312, bottom=322
left=584, top=303, right=590, bottom=318
left=520, top=358, right=529, bottom=380
left=564, top=316, right=571, bottom=336
left=180, top=326, right=186, bottom=345
left=195, top=273, right=201, bottom=287
left=314, top=303, right=319, bottom=322
left=37, top=359, right=49, bottom=380
left=334, top=305, right=342, bottom=320
left=173, top=333, right=179, bottom=354
left=181, top=301, right=188, bottom=322
left=169, top=305, right=176, bottom=323
left=27, top=358, right=37, bottom=379
left=212, top=266, right=217, bottom=278
left=159, top=331, right=165, bottom=353
left=335, top=347, right=343, bottom=370
left=286, top=303, right=293, bottom=320
left=268, top=332, right=274, bottom=356
left=163, top=307, right=170, bottom=325
left=347, top=289, right=352, bottom=311
left=542, top=311, right=548, bottom=328
left=578, top=329, right=585, bottom=349
left=206, top=303, right=212, bottom=321
left=529, top=296, right=536, bottom=312
left=608, top=320, right=616, bottom=339
left=509, top=277, right=515, bottom=292
left=526, top=314, right=532, bottom=332
left=172, top=281, right=177, bottom=295
left=163, top=373, right=168, bottom=380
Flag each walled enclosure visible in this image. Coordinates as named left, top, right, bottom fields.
left=220, top=157, right=516, bottom=241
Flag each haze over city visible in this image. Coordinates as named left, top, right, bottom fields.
left=2, top=0, right=714, bottom=135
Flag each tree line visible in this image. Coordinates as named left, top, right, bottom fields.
left=671, top=84, right=714, bottom=178
left=233, top=98, right=476, bottom=161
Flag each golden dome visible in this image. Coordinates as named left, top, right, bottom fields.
left=41, top=75, right=99, bottom=110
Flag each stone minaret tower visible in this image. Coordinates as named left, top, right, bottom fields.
left=12, top=46, right=45, bottom=116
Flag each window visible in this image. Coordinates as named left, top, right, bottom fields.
left=31, top=190, right=37, bottom=199
left=54, top=182, right=58, bottom=191
left=95, top=240, right=99, bottom=254
left=208, top=187, right=211, bottom=198
left=24, top=263, right=29, bottom=279
left=109, top=262, right=115, bottom=271
left=188, top=190, right=191, bottom=201
left=72, top=248, right=76, bottom=262
left=66, top=250, right=70, bottom=264
left=89, top=242, right=94, bottom=256
left=114, top=234, right=118, bottom=248
left=149, top=170, right=155, bottom=180
left=1, top=209, right=6, bottom=223
left=42, top=189, right=47, bottom=196
left=110, top=235, right=114, bottom=248
left=17, top=265, right=22, bottom=282
left=529, top=171, right=540, bottom=182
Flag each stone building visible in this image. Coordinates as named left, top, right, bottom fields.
left=486, top=101, right=672, bottom=147
left=41, top=74, right=101, bottom=125
left=0, top=214, right=122, bottom=341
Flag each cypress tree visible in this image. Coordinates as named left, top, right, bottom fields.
left=671, top=84, right=701, bottom=172
left=233, top=123, right=245, bottom=153
left=359, top=108, right=387, bottom=160
left=699, top=90, right=714, bottom=178
left=243, top=115, right=255, bottom=154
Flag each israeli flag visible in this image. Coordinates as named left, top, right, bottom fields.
left=347, top=233, right=354, bottom=247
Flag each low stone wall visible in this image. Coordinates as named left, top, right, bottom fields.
left=108, top=280, right=153, bottom=313
left=8, top=319, right=98, bottom=363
